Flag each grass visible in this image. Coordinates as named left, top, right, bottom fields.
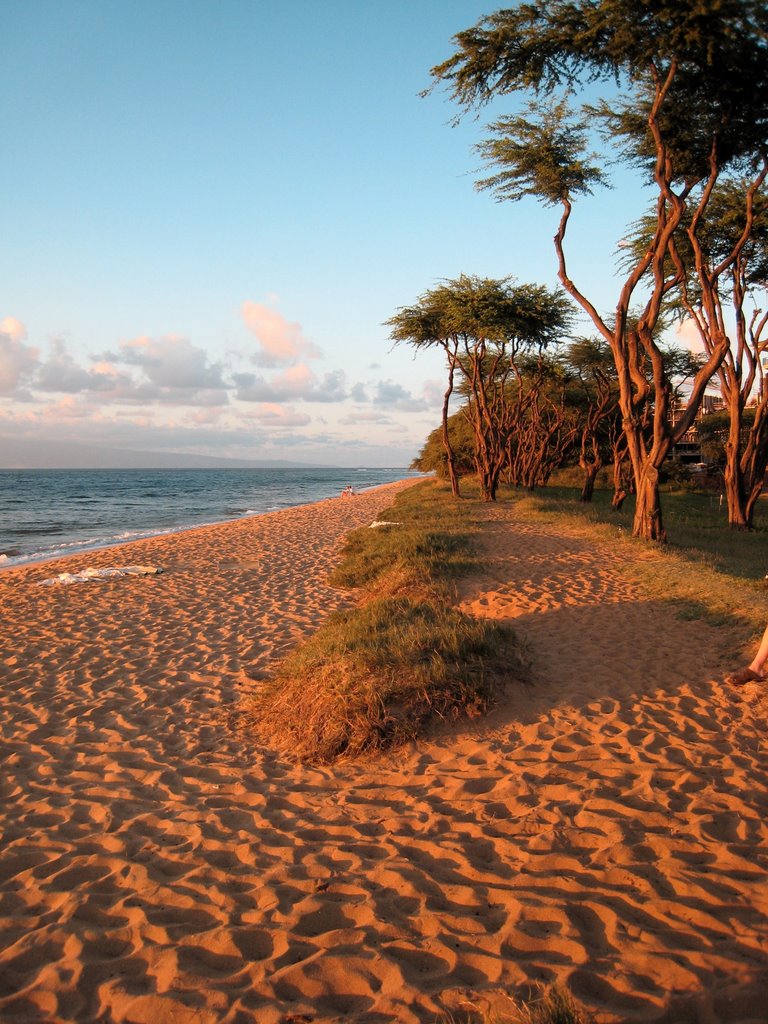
left=248, top=475, right=768, bottom=761
left=439, top=985, right=596, bottom=1024
left=247, top=479, right=527, bottom=764
left=518, top=483, right=768, bottom=582
left=504, top=482, right=768, bottom=650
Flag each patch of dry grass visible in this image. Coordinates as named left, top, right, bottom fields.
left=439, top=985, right=596, bottom=1024
left=247, top=480, right=527, bottom=764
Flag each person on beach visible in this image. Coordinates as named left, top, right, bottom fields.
left=341, top=485, right=355, bottom=499
left=728, top=623, right=768, bottom=684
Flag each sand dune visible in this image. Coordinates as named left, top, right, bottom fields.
left=1, top=485, right=766, bottom=1023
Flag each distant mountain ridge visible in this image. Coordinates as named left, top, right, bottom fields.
left=0, top=436, right=324, bottom=470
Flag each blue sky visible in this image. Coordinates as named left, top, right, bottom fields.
left=1, top=0, right=652, bottom=467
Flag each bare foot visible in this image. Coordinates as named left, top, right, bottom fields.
left=727, top=667, right=765, bottom=686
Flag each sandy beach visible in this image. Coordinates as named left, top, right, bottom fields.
left=1, top=481, right=766, bottom=1024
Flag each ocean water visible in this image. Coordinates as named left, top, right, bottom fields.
left=0, top=467, right=416, bottom=569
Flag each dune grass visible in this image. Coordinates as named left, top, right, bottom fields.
left=248, top=479, right=527, bottom=764
left=439, top=985, right=595, bottom=1024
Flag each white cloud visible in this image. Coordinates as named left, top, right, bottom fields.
left=1, top=317, right=27, bottom=342
left=113, top=335, right=227, bottom=390
left=242, top=301, right=322, bottom=366
left=422, top=379, right=445, bottom=407
left=34, top=338, right=131, bottom=394
left=675, top=318, right=706, bottom=354
left=0, top=317, right=39, bottom=394
left=234, top=366, right=348, bottom=404
left=343, top=409, right=392, bottom=424
left=244, top=403, right=312, bottom=427
left=0, top=310, right=428, bottom=466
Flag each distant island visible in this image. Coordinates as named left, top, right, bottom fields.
left=0, top=436, right=326, bottom=470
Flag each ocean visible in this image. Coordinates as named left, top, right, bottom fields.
left=0, top=467, right=416, bottom=569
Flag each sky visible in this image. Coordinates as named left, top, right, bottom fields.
left=0, top=0, right=655, bottom=468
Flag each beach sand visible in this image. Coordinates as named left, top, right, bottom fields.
left=1, top=482, right=766, bottom=1023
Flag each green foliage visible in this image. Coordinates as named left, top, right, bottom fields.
left=247, top=481, right=526, bottom=764
left=389, top=276, right=576, bottom=501
left=477, top=101, right=606, bottom=205
left=696, top=407, right=758, bottom=467
left=432, top=1, right=768, bottom=180
left=387, top=274, right=574, bottom=351
left=412, top=411, right=476, bottom=477
left=430, top=0, right=768, bottom=541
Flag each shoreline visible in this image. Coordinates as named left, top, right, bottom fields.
left=0, top=477, right=416, bottom=576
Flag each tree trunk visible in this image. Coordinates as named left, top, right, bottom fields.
left=632, top=465, right=666, bottom=541
left=474, top=449, right=497, bottom=502
left=745, top=478, right=765, bottom=529
left=441, top=361, right=460, bottom=497
left=580, top=462, right=598, bottom=502
left=724, top=474, right=749, bottom=529
left=737, top=401, right=768, bottom=529
left=611, top=457, right=627, bottom=509
left=611, top=487, right=627, bottom=511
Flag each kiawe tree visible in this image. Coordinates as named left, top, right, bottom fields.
left=385, top=287, right=464, bottom=497
left=430, top=0, right=768, bottom=541
left=565, top=337, right=621, bottom=502
left=663, top=182, right=768, bottom=528
left=388, top=274, right=573, bottom=501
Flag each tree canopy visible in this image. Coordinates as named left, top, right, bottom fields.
left=430, top=0, right=768, bottom=540
left=388, top=275, right=574, bottom=500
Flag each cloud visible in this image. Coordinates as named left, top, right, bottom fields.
left=88, top=335, right=230, bottom=405
left=244, top=403, right=312, bottom=427
left=33, top=338, right=132, bottom=395
left=342, top=409, right=392, bottom=424
left=234, top=366, right=348, bottom=404
left=675, top=318, right=705, bottom=353
left=1, top=317, right=27, bottom=342
left=111, top=335, right=227, bottom=390
left=372, top=379, right=428, bottom=412
left=422, top=379, right=445, bottom=407
left=306, top=369, right=348, bottom=403
left=0, top=317, right=39, bottom=394
left=242, top=301, right=322, bottom=366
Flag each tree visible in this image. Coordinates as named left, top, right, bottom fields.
left=501, top=353, right=582, bottom=488
left=671, top=183, right=768, bottom=527
left=388, top=275, right=573, bottom=501
left=625, top=180, right=768, bottom=526
left=386, top=289, right=463, bottom=496
left=430, top=0, right=768, bottom=541
left=702, top=184, right=768, bottom=527
left=564, top=337, right=620, bottom=501
left=411, top=410, right=476, bottom=478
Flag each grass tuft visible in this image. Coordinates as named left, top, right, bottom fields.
left=508, top=986, right=596, bottom=1024
left=437, top=985, right=595, bottom=1024
left=247, top=479, right=526, bottom=764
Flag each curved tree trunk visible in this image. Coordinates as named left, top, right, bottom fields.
left=632, top=464, right=666, bottom=541
left=580, top=461, right=599, bottom=502
left=441, top=360, right=460, bottom=498
left=745, top=478, right=766, bottom=529
left=611, top=487, right=627, bottom=511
